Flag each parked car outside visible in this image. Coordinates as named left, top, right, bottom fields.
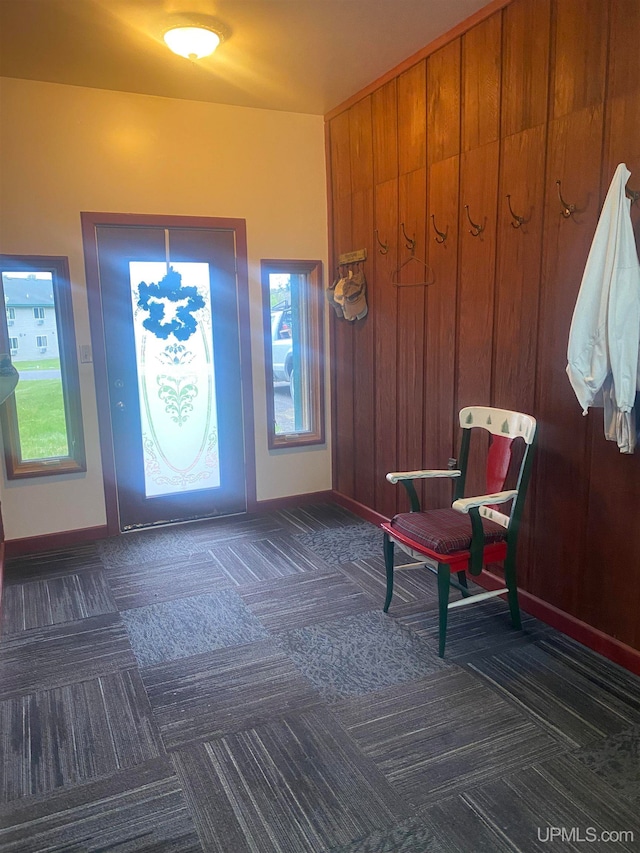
left=271, top=307, right=294, bottom=396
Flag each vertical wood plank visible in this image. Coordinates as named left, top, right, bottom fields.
left=607, top=0, right=640, bottom=101
left=373, top=178, right=399, bottom=518
left=424, top=155, right=460, bottom=509
left=329, top=114, right=354, bottom=499
left=427, top=39, right=461, bottom=166
left=397, top=61, right=427, bottom=175
left=457, top=141, right=500, bottom=412
left=350, top=96, right=374, bottom=194
left=462, top=13, right=502, bottom=152
left=329, top=112, right=352, bottom=200
left=397, top=169, right=428, bottom=289
left=331, top=190, right=354, bottom=500
left=425, top=35, right=462, bottom=509
left=349, top=93, right=375, bottom=512
left=501, top=0, right=551, bottom=137
left=396, top=168, right=427, bottom=510
left=370, top=80, right=399, bottom=512
left=456, top=141, right=500, bottom=496
left=603, top=0, right=640, bottom=195
left=372, top=80, right=398, bottom=186
left=494, top=125, right=547, bottom=592
left=533, top=104, right=605, bottom=617
left=550, top=0, right=608, bottom=120
left=494, top=125, right=546, bottom=415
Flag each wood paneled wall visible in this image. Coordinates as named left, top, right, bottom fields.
left=326, top=0, right=640, bottom=652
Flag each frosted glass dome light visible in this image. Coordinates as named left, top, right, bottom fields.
left=164, top=26, right=221, bottom=60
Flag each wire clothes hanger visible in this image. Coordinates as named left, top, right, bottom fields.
left=391, top=253, right=434, bottom=287
left=391, top=222, right=435, bottom=287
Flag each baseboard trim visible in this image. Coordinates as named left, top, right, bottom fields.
left=5, top=525, right=111, bottom=558
left=332, top=490, right=640, bottom=677
left=330, top=491, right=389, bottom=526
left=475, top=569, right=640, bottom=677
left=253, top=490, right=334, bottom=514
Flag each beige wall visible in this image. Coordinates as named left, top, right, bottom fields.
left=0, top=77, right=331, bottom=540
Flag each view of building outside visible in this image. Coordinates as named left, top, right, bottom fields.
left=2, top=271, right=68, bottom=459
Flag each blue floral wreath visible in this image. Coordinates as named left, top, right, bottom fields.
left=137, top=267, right=205, bottom=341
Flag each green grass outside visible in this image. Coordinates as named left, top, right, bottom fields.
left=14, top=378, right=69, bottom=459
left=13, top=358, right=61, bottom=371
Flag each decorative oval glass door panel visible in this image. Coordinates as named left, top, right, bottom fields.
left=129, top=261, right=220, bottom=498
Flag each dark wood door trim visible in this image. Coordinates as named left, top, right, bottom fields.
left=81, top=211, right=256, bottom=535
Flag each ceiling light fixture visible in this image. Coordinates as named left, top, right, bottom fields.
left=164, top=25, right=222, bottom=60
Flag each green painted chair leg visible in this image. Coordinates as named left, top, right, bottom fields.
left=504, top=555, right=521, bottom=630
left=383, top=532, right=394, bottom=613
left=437, top=563, right=451, bottom=657
left=457, top=570, right=470, bottom=597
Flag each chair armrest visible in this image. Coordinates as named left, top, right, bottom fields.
left=452, top=490, right=517, bottom=513
left=386, top=469, right=461, bottom=484
left=453, top=490, right=517, bottom=576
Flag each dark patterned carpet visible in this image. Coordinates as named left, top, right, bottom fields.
left=1, top=502, right=639, bottom=852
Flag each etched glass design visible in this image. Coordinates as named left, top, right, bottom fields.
left=129, top=261, right=220, bottom=498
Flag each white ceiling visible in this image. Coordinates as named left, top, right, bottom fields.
left=0, top=0, right=490, bottom=115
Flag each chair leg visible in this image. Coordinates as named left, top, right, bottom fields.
left=437, top=563, right=451, bottom=658
left=383, top=533, right=394, bottom=613
left=504, top=553, right=521, bottom=630
left=457, top=570, right=470, bottom=597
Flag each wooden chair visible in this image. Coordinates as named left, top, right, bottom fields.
left=381, top=406, right=537, bottom=657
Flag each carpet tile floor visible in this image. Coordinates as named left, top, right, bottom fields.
left=1, top=503, right=640, bottom=852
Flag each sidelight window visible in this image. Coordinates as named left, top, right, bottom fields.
left=261, top=259, right=324, bottom=449
left=0, top=255, right=86, bottom=478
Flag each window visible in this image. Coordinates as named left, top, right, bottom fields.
left=0, top=255, right=86, bottom=478
left=261, top=259, right=324, bottom=448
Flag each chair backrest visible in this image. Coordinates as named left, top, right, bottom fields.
left=458, top=406, right=536, bottom=444
left=455, top=406, right=537, bottom=530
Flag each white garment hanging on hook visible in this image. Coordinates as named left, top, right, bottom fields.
left=566, top=163, right=640, bottom=453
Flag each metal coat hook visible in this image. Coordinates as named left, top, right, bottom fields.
left=464, top=204, right=484, bottom=237
left=431, top=214, right=448, bottom=244
left=556, top=180, right=575, bottom=218
left=626, top=186, right=640, bottom=206
left=374, top=229, right=389, bottom=255
left=400, top=222, right=416, bottom=252
left=506, top=194, right=525, bottom=229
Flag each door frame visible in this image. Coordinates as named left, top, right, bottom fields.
left=81, top=212, right=256, bottom=535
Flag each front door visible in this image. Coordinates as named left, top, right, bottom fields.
left=83, top=216, right=252, bottom=531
